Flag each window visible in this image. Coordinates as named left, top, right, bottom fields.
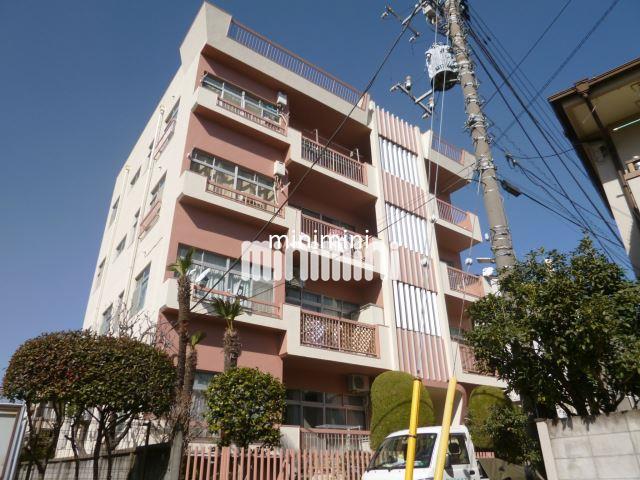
left=94, top=259, right=106, bottom=290
left=131, top=264, right=151, bottom=314
left=284, top=389, right=366, bottom=429
left=191, top=372, right=215, bottom=422
left=100, top=304, right=113, bottom=335
left=149, top=175, right=165, bottom=207
left=190, top=150, right=276, bottom=204
left=129, top=210, right=140, bottom=245
left=369, top=433, right=437, bottom=470
left=285, top=285, right=360, bottom=319
left=109, top=197, right=119, bottom=226
left=130, top=167, right=141, bottom=187
left=448, top=434, right=471, bottom=465
left=178, top=245, right=274, bottom=308
left=202, top=74, right=279, bottom=123
left=117, top=291, right=125, bottom=311
left=114, top=236, right=126, bottom=259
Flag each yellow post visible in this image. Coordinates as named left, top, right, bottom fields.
left=404, top=377, right=422, bottom=480
left=433, top=376, right=458, bottom=480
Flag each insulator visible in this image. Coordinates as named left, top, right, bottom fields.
left=425, top=43, right=459, bottom=92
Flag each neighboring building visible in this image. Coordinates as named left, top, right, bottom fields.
left=83, top=2, right=501, bottom=450
left=549, top=57, right=640, bottom=276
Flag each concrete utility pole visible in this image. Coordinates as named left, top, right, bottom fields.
left=444, top=0, right=516, bottom=271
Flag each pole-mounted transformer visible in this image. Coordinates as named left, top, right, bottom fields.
left=426, top=43, right=459, bottom=91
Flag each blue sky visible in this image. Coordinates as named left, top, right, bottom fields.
left=0, top=0, right=637, bottom=371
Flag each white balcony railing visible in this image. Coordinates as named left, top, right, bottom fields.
left=446, top=266, right=484, bottom=297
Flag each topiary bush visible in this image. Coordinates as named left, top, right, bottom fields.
left=466, top=386, right=511, bottom=450
left=370, top=371, right=435, bottom=450
left=205, top=367, right=286, bottom=448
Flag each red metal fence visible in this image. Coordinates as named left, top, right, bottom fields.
left=185, top=446, right=372, bottom=480
left=436, top=198, right=473, bottom=231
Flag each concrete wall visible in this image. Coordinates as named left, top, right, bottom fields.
left=536, top=410, right=640, bottom=480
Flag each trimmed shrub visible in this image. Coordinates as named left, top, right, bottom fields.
left=466, top=386, right=511, bottom=449
left=205, top=367, right=286, bottom=448
left=370, top=371, right=435, bottom=450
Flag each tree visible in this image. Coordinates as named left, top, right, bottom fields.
left=211, top=297, right=243, bottom=371
left=466, top=237, right=640, bottom=418
left=466, top=386, right=511, bottom=450
left=369, top=371, right=435, bottom=450
left=205, top=367, right=285, bottom=448
left=3, top=331, right=91, bottom=480
left=71, top=335, right=176, bottom=480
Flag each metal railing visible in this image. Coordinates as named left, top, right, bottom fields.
left=206, top=179, right=282, bottom=217
left=301, top=136, right=366, bottom=184
left=228, top=20, right=364, bottom=107
left=300, top=428, right=371, bottom=452
left=300, top=310, right=377, bottom=356
left=446, top=266, right=484, bottom=297
left=192, top=285, right=280, bottom=317
left=436, top=198, right=472, bottom=231
left=216, top=96, right=286, bottom=135
left=431, top=135, right=463, bottom=164
left=300, top=214, right=373, bottom=254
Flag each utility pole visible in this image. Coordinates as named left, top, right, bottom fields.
left=444, top=0, right=515, bottom=271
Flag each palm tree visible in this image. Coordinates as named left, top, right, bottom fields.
left=167, top=249, right=194, bottom=392
left=211, top=297, right=244, bottom=371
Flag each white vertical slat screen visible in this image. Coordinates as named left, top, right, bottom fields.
left=379, top=138, right=420, bottom=186
left=385, top=204, right=429, bottom=255
left=392, top=281, right=441, bottom=336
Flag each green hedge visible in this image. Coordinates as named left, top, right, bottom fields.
left=466, top=386, right=510, bottom=449
left=370, top=372, right=435, bottom=450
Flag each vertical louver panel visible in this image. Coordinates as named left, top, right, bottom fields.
left=385, top=204, right=429, bottom=256
left=376, top=107, right=419, bottom=153
left=396, top=329, right=449, bottom=382
left=379, top=138, right=420, bottom=186
left=392, top=281, right=440, bottom=336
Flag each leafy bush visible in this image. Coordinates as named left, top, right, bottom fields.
left=481, top=403, right=541, bottom=466
left=466, top=386, right=511, bottom=450
left=205, top=367, right=285, bottom=448
left=370, top=371, right=435, bottom=450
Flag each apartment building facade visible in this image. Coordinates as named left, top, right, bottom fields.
left=83, top=2, right=501, bottom=450
left=550, top=57, right=640, bottom=277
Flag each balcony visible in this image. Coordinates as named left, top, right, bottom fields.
left=441, top=263, right=485, bottom=300
left=450, top=339, right=503, bottom=387
left=192, top=285, right=280, bottom=318
left=434, top=198, right=482, bottom=251
left=301, top=134, right=366, bottom=185
left=178, top=170, right=293, bottom=230
left=422, top=131, right=475, bottom=191
left=191, top=86, right=289, bottom=149
left=300, top=310, right=377, bottom=357
left=281, top=304, right=391, bottom=369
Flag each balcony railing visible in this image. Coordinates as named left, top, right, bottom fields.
left=431, top=136, right=463, bottom=164
left=456, top=341, right=494, bottom=376
left=153, top=119, right=176, bottom=160
left=192, top=285, right=280, bottom=317
left=216, top=96, right=286, bottom=135
left=300, top=310, right=377, bottom=357
left=301, top=136, right=366, bottom=184
left=300, top=214, right=373, bottom=254
left=436, top=198, right=473, bottom=231
left=446, top=266, right=484, bottom=297
left=227, top=20, right=364, bottom=107
left=300, top=428, right=371, bottom=452
left=206, top=179, right=282, bottom=216
left=139, top=200, right=161, bottom=234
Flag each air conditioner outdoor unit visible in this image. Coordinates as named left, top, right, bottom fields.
left=273, top=160, right=286, bottom=178
left=347, top=374, right=370, bottom=393
left=276, top=91, right=288, bottom=109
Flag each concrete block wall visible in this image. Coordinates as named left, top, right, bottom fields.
left=536, top=410, right=640, bottom=480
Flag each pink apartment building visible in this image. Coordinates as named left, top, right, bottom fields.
left=83, top=2, right=503, bottom=450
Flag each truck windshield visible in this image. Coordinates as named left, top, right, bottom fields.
left=368, top=433, right=437, bottom=470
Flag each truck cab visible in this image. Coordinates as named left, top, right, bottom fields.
left=363, top=426, right=486, bottom=480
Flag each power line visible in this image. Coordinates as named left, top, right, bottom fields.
left=190, top=3, right=425, bottom=312
left=466, top=29, right=623, bottom=262
left=492, top=0, right=620, bottom=142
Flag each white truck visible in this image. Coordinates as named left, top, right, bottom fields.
left=362, top=425, right=489, bottom=480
